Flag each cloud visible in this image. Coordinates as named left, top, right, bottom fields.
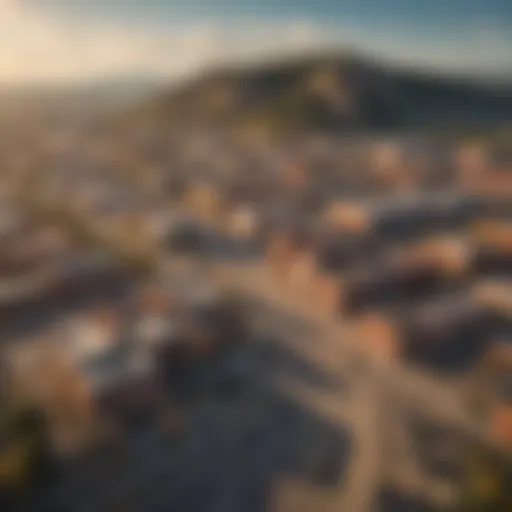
left=0, top=4, right=344, bottom=85
left=0, top=3, right=510, bottom=86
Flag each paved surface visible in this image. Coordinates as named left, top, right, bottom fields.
left=200, top=261, right=499, bottom=510
left=22, top=198, right=505, bottom=512
left=156, top=217, right=506, bottom=510
left=213, top=261, right=494, bottom=442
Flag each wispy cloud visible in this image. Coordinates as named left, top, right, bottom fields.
left=0, top=2, right=510, bottom=86
left=0, top=4, right=343, bottom=85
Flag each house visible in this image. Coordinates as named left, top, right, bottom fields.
left=395, top=235, right=473, bottom=279
left=323, top=200, right=371, bottom=235
left=184, top=181, right=223, bottom=221
left=472, top=281, right=512, bottom=339
left=311, top=270, right=345, bottom=318
left=226, top=204, right=260, bottom=241
left=465, top=170, right=512, bottom=200
left=472, top=221, right=512, bottom=275
left=489, top=405, right=512, bottom=449
left=51, top=251, right=131, bottom=299
left=265, top=230, right=296, bottom=277
left=308, top=233, right=387, bottom=317
left=264, top=218, right=318, bottom=278
left=368, top=141, right=417, bottom=192
left=283, top=160, right=310, bottom=191
left=0, top=207, right=26, bottom=240
left=166, top=216, right=207, bottom=255
left=64, top=309, right=124, bottom=366
left=356, top=293, right=495, bottom=369
left=455, top=143, right=491, bottom=182
left=315, top=232, right=377, bottom=274
left=5, top=337, right=97, bottom=455
left=56, top=306, right=165, bottom=426
left=480, top=341, right=512, bottom=406
left=331, top=249, right=464, bottom=317
left=176, top=294, right=247, bottom=360
left=81, top=344, right=162, bottom=426
left=356, top=311, right=402, bottom=362
left=323, top=192, right=478, bottom=242
left=131, top=284, right=180, bottom=352
left=402, top=294, right=494, bottom=369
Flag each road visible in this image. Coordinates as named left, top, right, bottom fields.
left=25, top=194, right=506, bottom=511
left=200, top=260, right=503, bottom=510
left=211, top=261, right=496, bottom=444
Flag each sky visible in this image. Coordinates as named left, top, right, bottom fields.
left=0, top=0, right=511, bottom=87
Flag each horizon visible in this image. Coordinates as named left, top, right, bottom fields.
left=1, top=1, right=511, bottom=88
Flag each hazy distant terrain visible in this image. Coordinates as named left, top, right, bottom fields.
left=136, top=54, right=512, bottom=134
left=1, top=53, right=511, bottom=139
left=0, top=78, right=167, bottom=122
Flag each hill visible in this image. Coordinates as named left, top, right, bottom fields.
left=137, top=54, right=512, bottom=134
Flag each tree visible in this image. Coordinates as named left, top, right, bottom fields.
left=454, top=445, right=512, bottom=511
left=0, top=405, right=56, bottom=499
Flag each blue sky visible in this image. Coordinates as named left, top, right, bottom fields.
left=30, top=0, right=512, bottom=35
left=1, top=0, right=510, bottom=85
left=32, top=0, right=512, bottom=23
